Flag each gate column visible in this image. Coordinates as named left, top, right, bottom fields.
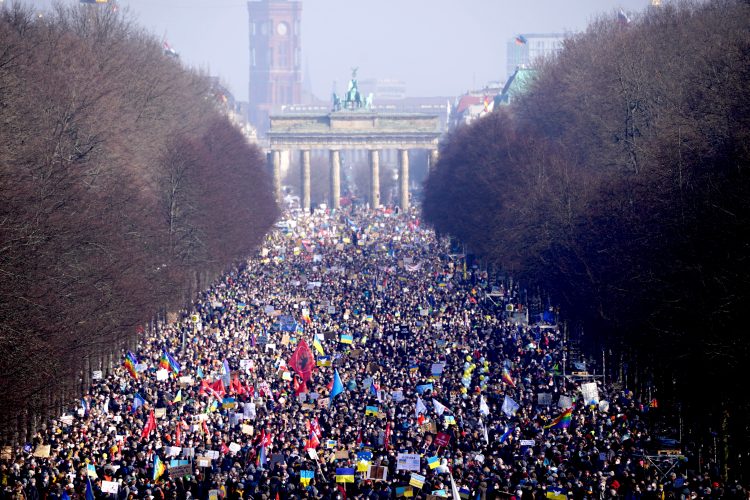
left=399, top=149, right=410, bottom=211
left=330, top=149, right=341, bottom=210
left=370, top=150, right=380, bottom=209
left=300, top=149, right=311, bottom=212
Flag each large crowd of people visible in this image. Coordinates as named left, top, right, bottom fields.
left=0, top=207, right=742, bottom=500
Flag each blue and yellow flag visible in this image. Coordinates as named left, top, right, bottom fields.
left=335, top=467, right=354, bottom=483
left=365, top=405, right=379, bottom=417
left=300, top=470, right=314, bottom=486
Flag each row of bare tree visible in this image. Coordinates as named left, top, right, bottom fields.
left=0, top=4, right=278, bottom=440
left=424, top=0, right=750, bottom=480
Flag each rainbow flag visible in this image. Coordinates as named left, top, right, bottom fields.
left=124, top=353, right=138, bottom=380
left=502, top=368, right=515, bottom=388
left=159, top=349, right=180, bottom=374
left=153, top=455, right=166, bottom=481
left=545, top=407, right=573, bottom=429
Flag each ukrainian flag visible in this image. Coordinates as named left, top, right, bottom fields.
left=396, top=486, right=414, bottom=497
left=427, top=456, right=440, bottom=469
left=300, top=470, right=314, bottom=486
left=313, top=337, right=325, bottom=355
left=356, top=459, right=370, bottom=472
left=340, top=334, right=353, bottom=345
left=335, top=467, right=354, bottom=483
left=409, top=473, right=425, bottom=489
left=365, top=405, right=379, bottom=417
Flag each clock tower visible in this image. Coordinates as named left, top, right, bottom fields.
left=248, top=0, right=302, bottom=136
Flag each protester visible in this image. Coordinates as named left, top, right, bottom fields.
left=0, top=206, right=733, bottom=500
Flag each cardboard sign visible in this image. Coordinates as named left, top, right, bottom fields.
left=0, top=447, right=12, bottom=460
left=421, top=422, right=438, bottom=434
left=196, top=457, right=211, bottom=468
left=32, top=445, right=51, bottom=458
left=335, top=450, right=349, bottom=460
left=367, top=465, right=388, bottom=481
left=169, top=464, right=193, bottom=478
left=242, top=424, right=254, bottom=435
left=155, top=408, right=167, bottom=418
left=178, top=376, right=194, bottom=386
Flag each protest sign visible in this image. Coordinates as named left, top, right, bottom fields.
left=169, top=464, right=193, bottom=478
left=396, top=453, right=421, bottom=471
left=100, top=481, right=119, bottom=494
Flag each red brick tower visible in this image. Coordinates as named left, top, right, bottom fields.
left=248, top=0, right=302, bottom=137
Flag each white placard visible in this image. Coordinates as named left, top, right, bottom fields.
left=519, top=440, right=535, bottom=447
left=156, top=369, right=169, bottom=381
left=396, top=453, right=421, bottom=471
left=580, top=382, right=600, bottom=405
left=558, top=395, right=574, bottom=409
left=101, top=481, right=119, bottom=494
left=228, top=443, right=241, bottom=453
left=92, top=370, right=103, bottom=380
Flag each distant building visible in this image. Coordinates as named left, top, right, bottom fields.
left=495, top=67, right=537, bottom=107
left=506, top=33, right=568, bottom=78
left=358, top=78, right=407, bottom=101
left=248, top=0, right=303, bottom=137
left=449, top=82, right=503, bottom=128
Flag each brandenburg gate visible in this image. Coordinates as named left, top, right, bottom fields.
left=267, top=111, right=441, bottom=211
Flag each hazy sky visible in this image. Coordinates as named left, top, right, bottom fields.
left=19, top=0, right=651, bottom=101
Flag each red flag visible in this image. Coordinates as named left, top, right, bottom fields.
left=140, top=410, right=156, bottom=441
left=307, top=417, right=322, bottom=438
left=230, top=377, right=244, bottom=396
left=221, top=442, right=229, bottom=454
left=175, top=421, right=182, bottom=447
left=383, top=422, right=391, bottom=450
left=293, top=375, right=308, bottom=395
left=209, top=380, right=226, bottom=397
left=305, top=429, right=320, bottom=450
left=288, top=340, right=315, bottom=383
left=356, top=427, right=363, bottom=447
